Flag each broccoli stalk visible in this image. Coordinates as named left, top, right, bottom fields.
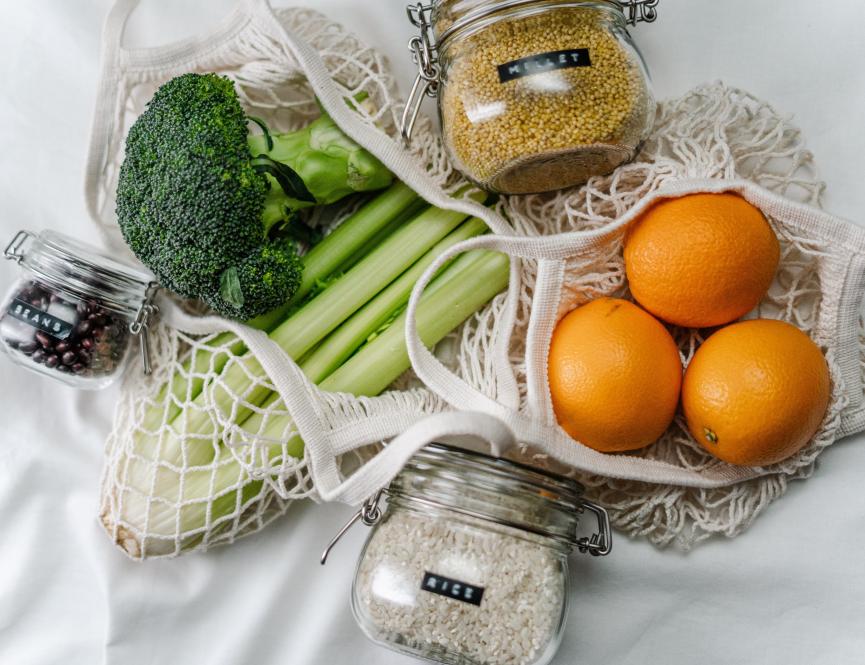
left=251, top=107, right=392, bottom=229
left=115, top=73, right=393, bottom=320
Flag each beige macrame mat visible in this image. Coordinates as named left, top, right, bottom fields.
left=90, top=1, right=865, bottom=558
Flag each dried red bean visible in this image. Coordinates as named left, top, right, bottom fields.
left=35, top=332, right=54, bottom=349
left=3, top=279, right=136, bottom=382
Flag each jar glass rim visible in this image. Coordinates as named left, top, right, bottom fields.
left=388, top=442, right=586, bottom=547
left=414, top=441, right=584, bottom=500
left=11, top=230, right=154, bottom=316
left=435, top=0, right=627, bottom=49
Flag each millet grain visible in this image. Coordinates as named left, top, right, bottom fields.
left=439, top=6, right=652, bottom=192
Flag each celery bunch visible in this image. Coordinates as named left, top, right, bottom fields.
left=104, top=186, right=509, bottom=557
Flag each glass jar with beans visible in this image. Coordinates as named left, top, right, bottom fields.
left=1, top=230, right=157, bottom=389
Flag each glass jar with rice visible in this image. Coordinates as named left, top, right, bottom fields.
left=401, top=0, right=660, bottom=194
left=321, top=442, right=613, bottom=665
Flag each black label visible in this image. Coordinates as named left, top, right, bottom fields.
left=421, top=572, right=484, bottom=606
left=497, top=48, right=592, bottom=83
left=6, top=298, right=73, bottom=340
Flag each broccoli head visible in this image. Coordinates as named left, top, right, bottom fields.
left=115, top=72, right=392, bottom=320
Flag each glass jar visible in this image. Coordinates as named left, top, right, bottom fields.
left=326, top=443, right=611, bottom=665
left=401, top=0, right=660, bottom=194
left=1, top=230, right=157, bottom=389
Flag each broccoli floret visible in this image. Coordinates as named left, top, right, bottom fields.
left=115, top=73, right=392, bottom=320
left=216, top=238, right=303, bottom=321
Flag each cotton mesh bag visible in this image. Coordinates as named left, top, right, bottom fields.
left=89, top=0, right=865, bottom=559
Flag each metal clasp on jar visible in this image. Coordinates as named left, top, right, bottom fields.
left=400, top=3, right=440, bottom=146
left=129, top=284, right=159, bottom=376
left=4, top=230, right=31, bottom=263
left=575, top=499, right=613, bottom=556
left=622, top=0, right=660, bottom=26
left=399, top=0, right=661, bottom=145
left=320, top=488, right=613, bottom=563
left=320, top=490, right=384, bottom=565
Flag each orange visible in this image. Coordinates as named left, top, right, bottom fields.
left=548, top=297, right=682, bottom=453
left=624, top=192, right=780, bottom=328
left=682, top=319, right=830, bottom=467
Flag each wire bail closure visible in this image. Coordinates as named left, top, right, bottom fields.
left=129, top=284, right=159, bottom=376
left=320, top=490, right=384, bottom=565
left=576, top=500, right=613, bottom=556
left=319, top=486, right=612, bottom=564
left=622, top=0, right=660, bottom=25
left=400, top=3, right=440, bottom=146
left=4, top=230, right=31, bottom=264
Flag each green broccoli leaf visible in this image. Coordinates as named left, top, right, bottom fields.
left=253, top=155, right=317, bottom=204
left=219, top=267, right=244, bottom=309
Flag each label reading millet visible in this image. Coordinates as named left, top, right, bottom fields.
left=421, top=572, right=484, bottom=606
left=497, top=48, right=592, bottom=83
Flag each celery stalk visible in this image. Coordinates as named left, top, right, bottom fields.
left=180, top=195, right=482, bottom=447
left=322, top=250, right=509, bottom=395
left=127, top=194, right=483, bottom=479
left=139, top=182, right=422, bottom=434
left=247, top=182, right=422, bottom=331
left=108, top=247, right=509, bottom=556
left=301, top=217, right=489, bottom=383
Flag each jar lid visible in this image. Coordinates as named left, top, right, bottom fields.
left=5, top=230, right=155, bottom=316
left=388, top=442, right=606, bottom=551
left=433, top=0, right=639, bottom=47
left=408, top=441, right=585, bottom=504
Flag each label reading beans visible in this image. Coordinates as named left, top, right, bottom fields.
left=7, top=298, right=73, bottom=339
left=421, top=572, right=484, bottom=606
left=497, top=48, right=592, bottom=83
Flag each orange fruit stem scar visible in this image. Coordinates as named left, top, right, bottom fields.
left=682, top=319, right=830, bottom=467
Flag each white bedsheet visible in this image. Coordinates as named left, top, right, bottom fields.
left=0, top=1, right=864, bottom=664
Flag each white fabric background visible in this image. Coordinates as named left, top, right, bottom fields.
left=1, top=1, right=864, bottom=664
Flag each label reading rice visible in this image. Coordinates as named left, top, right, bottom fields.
left=7, top=298, right=73, bottom=339
left=421, top=572, right=484, bottom=606
left=497, top=48, right=591, bottom=83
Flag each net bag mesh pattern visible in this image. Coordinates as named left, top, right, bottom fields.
left=95, top=5, right=457, bottom=558
left=90, top=2, right=865, bottom=559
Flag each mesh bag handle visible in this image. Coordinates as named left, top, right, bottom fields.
left=315, top=411, right=517, bottom=505
left=84, top=0, right=264, bottom=232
